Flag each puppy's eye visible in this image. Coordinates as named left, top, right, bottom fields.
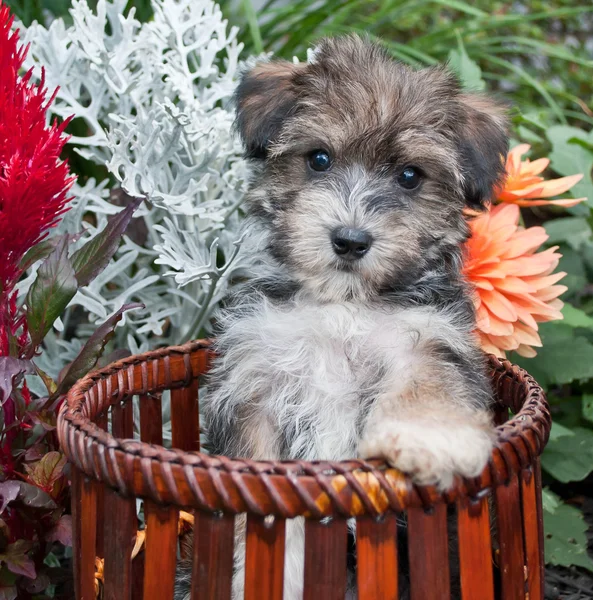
left=397, top=166, right=422, bottom=190
left=308, top=150, right=332, bottom=172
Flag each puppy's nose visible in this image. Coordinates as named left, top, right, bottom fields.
left=331, top=228, right=372, bottom=259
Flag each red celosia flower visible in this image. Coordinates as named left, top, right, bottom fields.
left=0, top=3, right=74, bottom=294
left=464, top=203, right=566, bottom=358
left=0, top=2, right=74, bottom=356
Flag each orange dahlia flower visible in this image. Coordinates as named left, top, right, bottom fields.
left=464, top=203, right=566, bottom=358
left=497, top=144, right=586, bottom=208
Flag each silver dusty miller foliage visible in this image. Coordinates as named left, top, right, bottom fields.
left=19, top=0, right=251, bottom=389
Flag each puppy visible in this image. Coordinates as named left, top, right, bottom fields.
left=175, top=35, right=508, bottom=600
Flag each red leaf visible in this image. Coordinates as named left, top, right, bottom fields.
left=70, top=197, right=142, bottom=287
left=53, top=302, right=144, bottom=397
left=0, top=541, right=36, bottom=579
left=0, top=484, right=19, bottom=515
left=45, top=515, right=72, bottom=547
left=28, top=410, right=56, bottom=431
left=0, top=481, right=56, bottom=512
left=0, top=584, right=16, bottom=600
left=25, top=452, right=66, bottom=492
left=0, top=359, right=33, bottom=405
left=25, top=237, right=78, bottom=350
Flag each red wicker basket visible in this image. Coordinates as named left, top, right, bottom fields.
left=58, top=339, right=550, bottom=600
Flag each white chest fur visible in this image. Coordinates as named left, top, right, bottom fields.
left=210, top=296, right=466, bottom=461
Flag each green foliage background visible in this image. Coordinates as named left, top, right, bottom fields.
left=8, top=0, right=593, bottom=575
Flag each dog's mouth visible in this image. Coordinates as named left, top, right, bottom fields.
left=334, top=258, right=362, bottom=273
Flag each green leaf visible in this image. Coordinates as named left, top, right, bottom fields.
left=19, top=232, right=82, bottom=273
left=514, top=325, right=593, bottom=387
left=544, top=218, right=592, bottom=250
left=548, top=421, right=575, bottom=442
left=542, top=488, right=561, bottom=515
left=241, top=0, right=264, bottom=54
left=70, top=197, right=142, bottom=288
left=516, top=125, right=544, bottom=146
left=0, top=540, right=36, bottom=579
left=561, top=304, right=593, bottom=329
left=547, top=125, right=593, bottom=206
left=447, top=37, right=485, bottom=91
left=541, top=427, right=593, bottom=483
left=53, top=302, right=144, bottom=398
left=25, top=237, right=78, bottom=350
left=557, top=247, right=588, bottom=299
left=544, top=501, right=593, bottom=572
left=583, top=394, right=593, bottom=424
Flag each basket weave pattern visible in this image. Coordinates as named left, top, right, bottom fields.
left=58, top=339, right=551, bottom=600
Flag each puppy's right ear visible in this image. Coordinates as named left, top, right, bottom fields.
left=235, top=60, right=302, bottom=159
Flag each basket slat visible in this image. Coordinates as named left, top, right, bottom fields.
left=457, top=496, right=494, bottom=600
left=407, top=503, right=451, bottom=600
left=495, top=475, right=526, bottom=600
left=103, top=402, right=136, bottom=600
left=103, top=487, right=135, bottom=600
left=142, top=504, right=179, bottom=600
left=303, top=518, right=348, bottom=600
left=72, top=469, right=98, bottom=600
left=244, top=515, right=286, bottom=600
left=534, top=460, right=546, bottom=599
left=171, top=380, right=200, bottom=452
left=521, top=468, right=543, bottom=599
left=139, top=393, right=163, bottom=446
left=356, top=513, right=398, bottom=600
left=95, top=411, right=108, bottom=559
left=190, top=512, right=235, bottom=600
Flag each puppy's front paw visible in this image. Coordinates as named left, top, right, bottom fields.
left=358, top=415, right=495, bottom=490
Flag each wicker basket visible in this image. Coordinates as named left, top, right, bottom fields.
left=58, top=339, right=551, bottom=600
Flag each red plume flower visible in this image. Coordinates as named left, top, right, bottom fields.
left=0, top=3, right=73, bottom=294
left=0, top=2, right=73, bottom=356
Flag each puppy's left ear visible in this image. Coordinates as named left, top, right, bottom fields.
left=456, top=94, right=509, bottom=209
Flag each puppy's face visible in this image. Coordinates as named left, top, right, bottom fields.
left=236, top=36, right=508, bottom=303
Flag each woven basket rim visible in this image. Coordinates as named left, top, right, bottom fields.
left=58, top=339, right=551, bottom=516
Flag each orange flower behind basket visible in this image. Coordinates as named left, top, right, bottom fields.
left=464, top=203, right=566, bottom=358
left=497, top=143, right=585, bottom=208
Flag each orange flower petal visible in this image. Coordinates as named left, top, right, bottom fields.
left=472, top=278, right=495, bottom=291
left=523, top=272, right=566, bottom=290
left=496, top=144, right=585, bottom=210
left=480, top=308, right=515, bottom=336
left=531, top=174, right=583, bottom=198
left=499, top=227, right=549, bottom=259
left=480, top=289, right=518, bottom=322
left=535, top=285, right=568, bottom=303
left=516, top=344, right=538, bottom=358
left=510, top=197, right=587, bottom=208
left=512, top=322, right=543, bottom=348
left=486, top=333, right=520, bottom=352
left=520, top=157, right=549, bottom=177
left=479, top=333, right=506, bottom=358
